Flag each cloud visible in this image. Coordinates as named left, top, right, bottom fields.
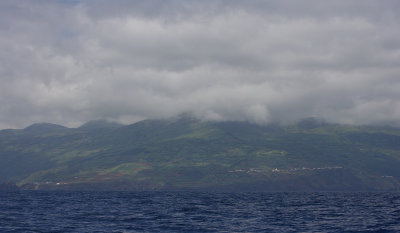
left=0, top=0, right=400, bottom=128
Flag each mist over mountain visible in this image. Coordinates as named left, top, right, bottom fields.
left=1, top=1, right=399, bottom=191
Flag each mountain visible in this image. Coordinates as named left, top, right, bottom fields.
left=24, top=123, right=69, bottom=134
left=1, top=117, right=400, bottom=191
left=78, top=120, right=123, bottom=131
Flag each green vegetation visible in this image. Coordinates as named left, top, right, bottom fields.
left=1, top=116, right=400, bottom=191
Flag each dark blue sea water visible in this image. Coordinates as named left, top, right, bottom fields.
left=1, top=191, right=400, bottom=232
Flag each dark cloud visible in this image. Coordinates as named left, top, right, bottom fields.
left=1, top=0, right=400, bottom=129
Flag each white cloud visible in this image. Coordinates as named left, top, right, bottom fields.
left=0, top=0, right=400, bottom=128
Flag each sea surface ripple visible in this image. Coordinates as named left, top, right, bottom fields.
left=1, top=191, right=400, bottom=232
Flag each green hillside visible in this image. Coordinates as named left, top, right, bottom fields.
left=1, top=116, right=400, bottom=191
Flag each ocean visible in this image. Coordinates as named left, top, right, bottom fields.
left=1, top=191, right=399, bottom=232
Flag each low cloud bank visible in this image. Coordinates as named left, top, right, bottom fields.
left=1, top=0, right=400, bottom=128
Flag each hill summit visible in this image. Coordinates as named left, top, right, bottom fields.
left=24, top=123, right=68, bottom=133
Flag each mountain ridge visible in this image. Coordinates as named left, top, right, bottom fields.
left=1, top=117, right=400, bottom=191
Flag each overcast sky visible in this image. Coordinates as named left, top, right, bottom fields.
left=1, top=0, right=400, bottom=129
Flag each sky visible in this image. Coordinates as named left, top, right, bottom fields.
left=1, top=0, right=400, bottom=129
